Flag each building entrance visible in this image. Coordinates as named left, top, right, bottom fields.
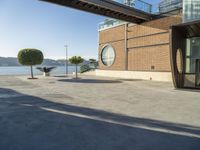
left=170, top=18, right=200, bottom=89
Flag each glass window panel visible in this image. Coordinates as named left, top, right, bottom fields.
left=190, top=59, right=196, bottom=73
left=186, top=58, right=191, bottom=73
left=186, top=39, right=191, bottom=56
left=191, top=38, right=200, bottom=58
left=183, top=0, right=200, bottom=22
left=185, top=58, right=196, bottom=73
left=101, top=45, right=115, bottom=66
left=185, top=37, right=200, bottom=73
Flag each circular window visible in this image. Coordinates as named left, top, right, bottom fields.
left=176, top=49, right=183, bottom=73
left=101, top=45, right=115, bottom=66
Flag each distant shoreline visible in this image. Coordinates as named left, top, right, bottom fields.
left=0, top=56, right=88, bottom=67
left=0, top=65, right=77, bottom=67
left=0, top=66, right=80, bottom=76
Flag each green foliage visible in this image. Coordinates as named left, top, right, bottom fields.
left=69, top=56, right=84, bottom=79
left=89, top=59, right=96, bottom=63
left=17, top=49, right=44, bottom=66
left=69, top=56, right=84, bottom=65
left=80, top=64, right=91, bottom=73
left=89, top=58, right=98, bottom=69
left=17, top=48, right=44, bottom=79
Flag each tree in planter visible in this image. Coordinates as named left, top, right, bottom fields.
left=17, top=49, right=43, bottom=79
left=69, top=56, right=84, bottom=79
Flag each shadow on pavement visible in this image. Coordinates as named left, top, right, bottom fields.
left=117, top=79, right=143, bottom=82
left=0, top=88, right=200, bottom=150
left=57, top=78, right=122, bottom=84
left=175, top=88, right=200, bottom=93
left=53, top=75, right=68, bottom=78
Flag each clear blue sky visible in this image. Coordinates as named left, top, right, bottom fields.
left=0, top=0, right=161, bottom=60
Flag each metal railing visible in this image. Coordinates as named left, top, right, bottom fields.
left=159, top=0, right=182, bottom=13
left=99, top=0, right=152, bottom=30
left=99, top=19, right=125, bottom=30
left=114, top=0, right=152, bottom=13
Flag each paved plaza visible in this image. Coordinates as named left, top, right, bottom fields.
left=0, top=75, right=199, bottom=150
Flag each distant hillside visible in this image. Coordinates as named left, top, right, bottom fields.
left=0, top=57, right=20, bottom=66
left=41, top=59, right=65, bottom=66
left=0, top=57, right=89, bottom=66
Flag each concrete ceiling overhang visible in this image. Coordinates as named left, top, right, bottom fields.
left=41, top=0, right=154, bottom=23
left=172, top=20, right=200, bottom=38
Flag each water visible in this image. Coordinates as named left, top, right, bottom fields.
left=0, top=66, right=80, bottom=76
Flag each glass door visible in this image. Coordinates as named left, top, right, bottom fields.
left=196, top=59, right=200, bottom=88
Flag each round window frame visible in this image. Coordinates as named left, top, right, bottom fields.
left=176, top=48, right=183, bottom=74
left=101, top=44, right=116, bottom=67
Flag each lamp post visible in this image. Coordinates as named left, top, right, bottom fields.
left=64, top=45, right=68, bottom=77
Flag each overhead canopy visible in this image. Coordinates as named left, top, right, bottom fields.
left=172, top=20, right=200, bottom=38
left=41, top=0, right=153, bottom=23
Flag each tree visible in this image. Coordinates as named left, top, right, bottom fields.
left=18, top=49, right=43, bottom=79
left=80, top=58, right=98, bottom=73
left=89, top=58, right=98, bottom=69
left=69, top=56, right=84, bottom=79
left=80, top=64, right=90, bottom=73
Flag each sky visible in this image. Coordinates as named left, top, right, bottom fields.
left=0, top=0, right=161, bottom=60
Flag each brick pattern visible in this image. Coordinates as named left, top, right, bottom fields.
left=127, top=25, right=166, bottom=38
left=99, top=41, right=125, bottom=70
left=127, top=33, right=169, bottom=48
left=128, top=45, right=171, bottom=71
left=141, top=15, right=182, bottom=30
left=99, top=25, right=126, bottom=70
left=99, top=25, right=125, bottom=44
left=98, top=15, right=182, bottom=71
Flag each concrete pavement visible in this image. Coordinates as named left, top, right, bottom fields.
left=0, top=75, right=199, bottom=150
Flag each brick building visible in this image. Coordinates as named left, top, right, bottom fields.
left=43, top=0, right=200, bottom=89
left=98, top=14, right=182, bottom=82
left=96, top=0, right=200, bottom=89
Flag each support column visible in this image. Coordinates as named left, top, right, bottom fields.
left=124, top=23, right=128, bottom=70
left=170, top=27, right=185, bottom=88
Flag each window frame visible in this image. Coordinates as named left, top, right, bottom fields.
left=101, top=44, right=116, bottom=67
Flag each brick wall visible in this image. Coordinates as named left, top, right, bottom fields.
left=98, top=14, right=182, bottom=71
left=99, top=25, right=126, bottom=70
left=128, top=45, right=171, bottom=71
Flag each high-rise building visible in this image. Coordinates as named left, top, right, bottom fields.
left=183, top=0, right=200, bottom=22
left=159, top=0, right=182, bottom=13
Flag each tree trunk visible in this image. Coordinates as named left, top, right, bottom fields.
left=30, top=65, right=34, bottom=79
left=75, top=64, right=78, bottom=79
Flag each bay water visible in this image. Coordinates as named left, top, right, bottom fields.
left=0, top=66, right=80, bottom=76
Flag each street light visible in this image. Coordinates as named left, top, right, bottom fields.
left=64, top=44, right=68, bottom=77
